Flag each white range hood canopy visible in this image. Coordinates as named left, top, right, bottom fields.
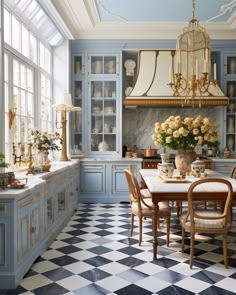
left=124, top=50, right=229, bottom=107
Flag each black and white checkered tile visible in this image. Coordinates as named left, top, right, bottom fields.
left=2, top=203, right=236, bottom=295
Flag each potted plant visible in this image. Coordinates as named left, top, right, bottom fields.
left=0, top=153, right=10, bottom=189
left=0, top=153, right=10, bottom=172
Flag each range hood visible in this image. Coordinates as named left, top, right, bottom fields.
left=123, top=50, right=229, bottom=107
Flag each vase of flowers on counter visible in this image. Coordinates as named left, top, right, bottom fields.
left=152, top=115, right=220, bottom=176
left=31, top=129, right=63, bottom=171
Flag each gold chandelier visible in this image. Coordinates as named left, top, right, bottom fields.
left=169, top=0, right=219, bottom=107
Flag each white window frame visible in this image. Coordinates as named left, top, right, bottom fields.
left=3, top=7, right=53, bottom=165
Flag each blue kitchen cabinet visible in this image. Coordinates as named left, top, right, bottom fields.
left=224, top=53, right=236, bottom=154
left=17, top=189, right=44, bottom=263
left=80, top=159, right=142, bottom=203
left=80, top=162, right=106, bottom=195
left=0, top=202, right=14, bottom=273
left=0, top=162, right=80, bottom=289
left=71, top=53, right=85, bottom=151
left=70, top=42, right=123, bottom=157
left=110, top=162, right=141, bottom=195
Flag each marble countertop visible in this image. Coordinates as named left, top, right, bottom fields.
left=79, top=157, right=143, bottom=162
left=0, top=160, right=79, bottom=199
left=208, top=157, right=236, bottom=162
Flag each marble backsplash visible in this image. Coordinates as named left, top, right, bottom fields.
left=122, top=107, right=218, bottom=154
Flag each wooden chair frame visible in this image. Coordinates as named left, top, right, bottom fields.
left=124, top=169, right=170, bottom=246
left=180, top=178, right=233, bottom=268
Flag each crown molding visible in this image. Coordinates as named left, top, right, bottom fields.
left=74, top=21, right=236, bottom=40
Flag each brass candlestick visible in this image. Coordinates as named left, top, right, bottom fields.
left=60, top=110, right=69, bottom=161
left=12, top=143, right=23, bottom=165
left=26, top=143, right=34, bottom=175
left=53, top=93, right=81, bottom=161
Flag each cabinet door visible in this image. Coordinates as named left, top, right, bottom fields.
left=89, top=79, right=118, bottom=155
left=30, top=198, right=43, bottom=246
left=17, top=194, right=43, bottom=262
left=80, top=164, right=106, bottom=193
left=110, top=163, right=142, bottom=194
left=17, top=200, right=31, bottom=262
left=224, top=54, right=236, bottom=153
left=89, top=55, right=118, bottom=75
left=71, top=53, right=85, bottom=153
left=0, top=202, right=12, bottom=272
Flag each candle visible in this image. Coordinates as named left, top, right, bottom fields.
left=204, top=60, right=207, bottom=73
left=169, top=66, right=172, bottom=83
left=205, top=48, right=209, bottom=62
left=196, top=60, right=199, bottom=79
left=214, top=63, right=217, bottom=80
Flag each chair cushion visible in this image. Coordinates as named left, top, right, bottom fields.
left=131, top=198, right=170, bottom=216
left=179, top=210, right=228, bottom=229
left=140, top=188, right=152, bottom=198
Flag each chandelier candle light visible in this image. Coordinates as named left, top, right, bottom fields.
left=168, top=0, right=220, bottom=107
left=53, top=93, right=81, bottom=161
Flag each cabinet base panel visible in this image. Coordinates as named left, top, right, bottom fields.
left=80, top=194, right=130, bottom=203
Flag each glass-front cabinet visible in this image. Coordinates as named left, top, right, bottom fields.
left=89, top=55, right=118, bottom=75
left=225, top=54, right=236, bottom=153
left=71, top=45, right=122, bottom=157
left=71, top=53, right=84, bottom=152
left=89, top=79, right=118, bottom=154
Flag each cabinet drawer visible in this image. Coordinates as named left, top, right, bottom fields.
left=142, top=161, right=160, bottom=169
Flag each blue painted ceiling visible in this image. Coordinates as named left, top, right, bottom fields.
left=95, top=0, right=235, bottom=23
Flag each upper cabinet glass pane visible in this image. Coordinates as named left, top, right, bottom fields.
left=91, top=56, right=103, bottom=74
left=227, top=56, right=236, bottom=74
left=104, top=56, right=116, bottom=74
left=91, top=56, right=117, bottom=75
left=74, top=56, right=82, bottom=74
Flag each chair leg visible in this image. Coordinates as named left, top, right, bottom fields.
left=223, top=233, right=229, bottom=268
left=166, top=217, right=170, bottom=247
left=176, top=201, right=182, bottom=220
left=139, top=217, right=143, bottom=246
left=190, top=233, right=195, bottom=269
left=130, top=213, right=134, bottom=237
left=181, top=227, right=185, bottom=252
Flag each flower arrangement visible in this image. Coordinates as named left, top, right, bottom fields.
left=152, top=115, right=220, bottom=151
left=31, top=129, right=63, bottom=153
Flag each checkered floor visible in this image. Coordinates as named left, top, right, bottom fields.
left=2, top=203, right=236, bottom=295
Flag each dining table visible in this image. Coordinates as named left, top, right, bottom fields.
left=139, top=168, right=236, bottom=260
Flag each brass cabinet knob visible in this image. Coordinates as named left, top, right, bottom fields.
left=30, top=226, right=36, bottom=233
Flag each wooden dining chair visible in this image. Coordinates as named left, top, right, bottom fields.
left=230, top=165, right=236, bottom=220
left=180, top=178, right=233, bottom=269
left=124, top=168, right=171, bottom=246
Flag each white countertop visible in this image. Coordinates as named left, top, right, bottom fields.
left=0, top=160, right=79, bottom=199
left=79, top=157, right=143, bottom=162
left=140, top=168, right=236, bottom=193
left=209, top=157, right=236, bottom=162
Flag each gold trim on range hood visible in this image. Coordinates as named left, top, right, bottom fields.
left=123, top=50, right=229, bottom=108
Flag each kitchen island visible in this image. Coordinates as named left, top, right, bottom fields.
left=0, top=160, right=80, bottom=289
